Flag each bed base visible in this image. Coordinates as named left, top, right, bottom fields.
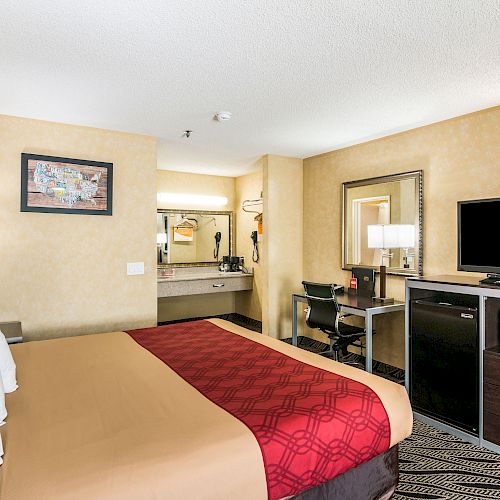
left=292, top=445, right=398, bottom=500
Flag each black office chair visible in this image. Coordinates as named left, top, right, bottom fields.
left=302, top=281, right=368, bottom=366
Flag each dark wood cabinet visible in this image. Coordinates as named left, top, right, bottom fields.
left=484, top=349, right=500, bottom=445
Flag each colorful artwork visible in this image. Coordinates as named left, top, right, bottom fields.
left=21, top=154, right=113, bottom=215
left=173, top=225, right=194, bottom=241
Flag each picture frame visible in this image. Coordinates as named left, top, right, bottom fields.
left=20, top=153, right=113, bottom=215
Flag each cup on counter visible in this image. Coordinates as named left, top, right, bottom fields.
left=158, top=267, right=175, bottom=278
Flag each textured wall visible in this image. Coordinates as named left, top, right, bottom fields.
left=0, top=114, right=157, bottom=341
left=157, top=170, right=235, bottom=210
left=235, top=166, right=263, bottom=321
left=156, top=168, right=266, bottom=323
left=303, top=106, right=500, bottom=368
left=156, top=169, right=236, bottom=321
left=263, top=155, right=303, bottom=338
left=157, top=293, right=236, bottom=322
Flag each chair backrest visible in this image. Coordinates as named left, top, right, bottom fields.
left=352, top=267, right=376, bottom=297
left=302, top=281, right=340, bottom=332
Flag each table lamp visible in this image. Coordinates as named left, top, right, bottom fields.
left=367, top=224, right=416, bottom=303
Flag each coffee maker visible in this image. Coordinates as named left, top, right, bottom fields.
left=220, top=255, right=242, bottom=272
left=229, top=256, right=242, bottom=272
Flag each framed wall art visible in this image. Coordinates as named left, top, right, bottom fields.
left=21, top=153, right=113, bottom=215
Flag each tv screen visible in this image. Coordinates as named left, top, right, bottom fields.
left=458, top=198, right=500, bottom=273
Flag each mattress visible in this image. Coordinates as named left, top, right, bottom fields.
left=0, top=319, right=412, bottom=500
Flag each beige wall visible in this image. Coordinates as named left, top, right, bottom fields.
left=263, top=155, right=303, bottom=338
left=157, top=170, right=236, bottom=210
left=156, top=167, right=266, bottom=324
left=195, top=214, right=230, bottom=262
left=157, top=293, right=235, bottom=322
left=0, top=114, right=157, bottom=341
left=235, top=165, right=264, bottom=321
left=303, top=105, right=500, bottom=368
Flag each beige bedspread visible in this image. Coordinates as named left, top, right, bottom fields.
left=0, top=319, right=412, bottom=500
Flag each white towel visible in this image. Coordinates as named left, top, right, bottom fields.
left=0, top=330, right=18, bottom=393
left=0, top=375, right=6, bottom=427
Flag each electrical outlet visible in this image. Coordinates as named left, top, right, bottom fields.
left=127, top=262, right=144, bottom=275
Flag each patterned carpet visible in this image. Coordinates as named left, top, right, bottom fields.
left=395, top=420, right=500, bottom=499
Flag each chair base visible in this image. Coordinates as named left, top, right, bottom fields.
left=319, top=349, right=366, bottom=369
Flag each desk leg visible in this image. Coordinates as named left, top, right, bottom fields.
left=292, top=296, right=298, bottom=347
left=366, top=312, right=373, bottom=373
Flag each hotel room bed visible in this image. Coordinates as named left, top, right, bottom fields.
left=0, top=318, right=412, bottom=500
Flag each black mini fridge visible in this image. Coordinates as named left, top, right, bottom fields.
left=410, top=298, right=479, bottom=434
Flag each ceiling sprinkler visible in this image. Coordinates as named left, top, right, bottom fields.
left=183, top=130, right=192, bottom=138
left=214, top=111, right=232, bottom=122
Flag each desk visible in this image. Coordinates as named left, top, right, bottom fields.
left=292, top=293, right=404, bottom=373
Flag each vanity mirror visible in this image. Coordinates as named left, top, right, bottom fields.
left=342, top=171, right=423, bottom=276
left=157, top=209, right=233, bottom=266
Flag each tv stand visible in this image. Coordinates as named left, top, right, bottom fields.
left=406, top=275, right=500, bottom=454
left=480, top=274, right=500, bottom=286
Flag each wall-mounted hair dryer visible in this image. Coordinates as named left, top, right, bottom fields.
left=214, top=231, right=222, bottom=260
left=251, top=230, right=259, bottom=263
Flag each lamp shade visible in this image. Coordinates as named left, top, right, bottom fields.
left=368, top=224, right=415, bottom=249
left=367, top=225, right=385, bottom=249
left=156, top=232, right=167, bottom=244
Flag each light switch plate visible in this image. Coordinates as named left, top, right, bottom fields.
left=127, top=262, right=144, bottom=275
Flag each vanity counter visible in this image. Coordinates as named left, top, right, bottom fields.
left=157, top=270, right=253, bottom=298
left=158, top=271, right=251, bottom=283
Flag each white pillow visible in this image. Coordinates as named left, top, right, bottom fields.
left=0, top=330, right=18, bottom=393
left=0, top=375, right=6, bottom=427
left=0, top=377, right=4, bottom=465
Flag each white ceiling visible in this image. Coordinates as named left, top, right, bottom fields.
left=1, top=1, right=499, bottom=177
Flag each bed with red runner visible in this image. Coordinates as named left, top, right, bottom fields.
left=2, top=318, right=412, bottom=500
left=126, top=319, right=411, bottom=499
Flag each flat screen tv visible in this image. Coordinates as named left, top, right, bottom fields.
left=458, top=198, right=500, bottom=274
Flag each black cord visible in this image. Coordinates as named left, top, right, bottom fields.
left=252, top=242, right=259, bottom=263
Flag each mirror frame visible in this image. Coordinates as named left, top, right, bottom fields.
left=342, top=170, right=423, bottom=276
left=157, top=209, right=234, bottom=268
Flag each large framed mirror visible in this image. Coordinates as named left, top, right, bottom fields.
left=157, top=209, right=233, bottom=267
left=342, top=171, right=423, bottom=276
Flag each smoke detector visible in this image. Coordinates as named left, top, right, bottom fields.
left=214, top=111, right=232, bottom=122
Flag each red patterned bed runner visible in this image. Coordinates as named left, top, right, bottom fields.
left=126, top=320, right=390, bottom=499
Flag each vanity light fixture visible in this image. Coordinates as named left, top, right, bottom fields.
left=157, top=193, right=228, bottom=207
